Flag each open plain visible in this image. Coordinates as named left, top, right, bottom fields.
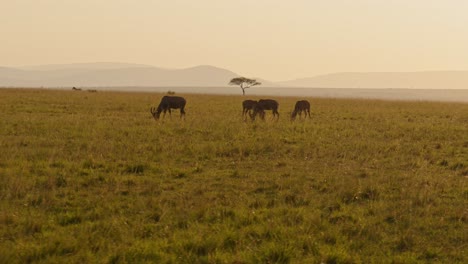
left=0, top=88, right=467, bottom=263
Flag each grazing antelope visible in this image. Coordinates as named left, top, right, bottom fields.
left=72, top=87, right=82, bottom=91
left=150, top=96, right=186, bottom=120
left=242, top=100, right=257, bottom=120
left=251, top=99, right=279, bottom=121
left=291, top=100, right=311, bottom=120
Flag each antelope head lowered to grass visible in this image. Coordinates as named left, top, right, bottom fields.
left=291, top=100, right=311, bottom=121
left=250, top=99, right=279, bottom=121
left=242, top=100, right=257, bottom=120
left=151, top=96, right=186, bottom=120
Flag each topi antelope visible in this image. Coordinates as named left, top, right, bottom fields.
left=242, top=100, right=257, bottom=120
left=291, top=100, right=311, bottom=120
left=150, top=96, right=186, bottom=120
left=251, top=99, right=279, bottom=121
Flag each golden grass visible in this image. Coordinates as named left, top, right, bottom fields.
left=0, top=88, right=467, bottom=263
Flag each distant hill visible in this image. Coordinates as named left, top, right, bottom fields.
left=0, top=63, right=253, bottom=87
left=277, top=71, right=468, bottom=89
left=18, top=62, right=154, bottom=71
left=1, top=63, right=467, bottom=90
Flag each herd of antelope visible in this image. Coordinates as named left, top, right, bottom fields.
left=150, top=96, right=311, bottom=121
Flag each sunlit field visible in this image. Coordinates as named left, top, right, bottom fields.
left=0, top=88, right=467, bottom=263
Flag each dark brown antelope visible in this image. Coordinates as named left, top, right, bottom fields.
left=242, top=100, right=257, bottom=120
left=291, top=100, right=311, bottom=120
left=251, top=99, right=279, bottom=121
left=150, top=96, right=186, bottom=120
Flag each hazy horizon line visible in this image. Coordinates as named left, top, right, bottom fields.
left=3, top=61, right=468, bottom=83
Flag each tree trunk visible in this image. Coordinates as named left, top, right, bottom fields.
left=241, top=88, right=245, bottom=95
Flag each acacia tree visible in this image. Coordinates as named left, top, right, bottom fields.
left=229, top=77, right=261, bottom=95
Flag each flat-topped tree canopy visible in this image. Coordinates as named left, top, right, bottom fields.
left=229, top=77, right=261, bottom=95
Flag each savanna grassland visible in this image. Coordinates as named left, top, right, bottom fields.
left=0, top=88, right=467, bottom=263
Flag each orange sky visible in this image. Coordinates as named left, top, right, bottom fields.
left=1, top=0, right=468, bottom=81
